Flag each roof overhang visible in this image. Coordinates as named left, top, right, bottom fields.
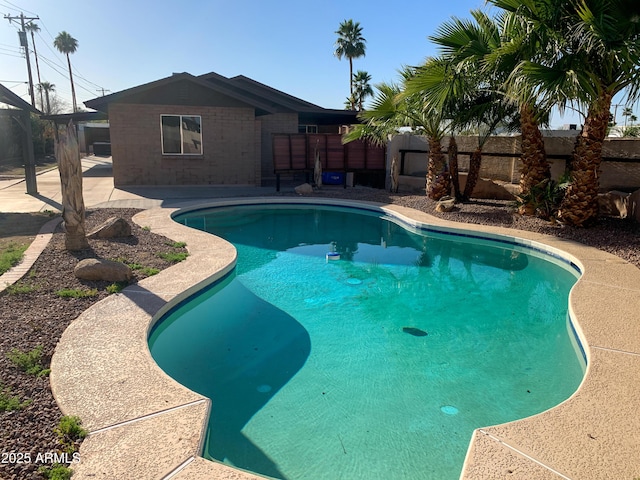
left=0, top=84, right=41, bottom=114
left=84, top=72, right=277, bottom=115
left=298, top=109, right=360, bottom=125
left=40, top=111, right=109, bottom=124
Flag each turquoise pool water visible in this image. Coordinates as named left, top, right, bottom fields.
left=149, top=204, right=585, bottom=480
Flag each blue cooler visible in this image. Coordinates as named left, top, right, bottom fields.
left=322, top=172, right=344, bottom=185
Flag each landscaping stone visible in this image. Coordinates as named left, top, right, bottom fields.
left=88, top=216, right=132, bottom=239
left=598, top=190, right=630, bottom=218
left=435, top=196, right=456, bottom=212
left=294, top=183, right=314, bottom=195
left=74, top=258, right=132, bottom=282
left=630, top=188, right=640, bottom=223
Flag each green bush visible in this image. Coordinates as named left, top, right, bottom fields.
left=55, top=415, right=87, bottom=453
left=55, top=288, right=98, bottom=298
left=38, top=464, right=73, bottom=480
left=0, top=384, right=30, bottom=411
left=6, top=345, right=50, bottom=376
left=515, top=176, right=571, bottom=220
left=106, top=282, right=127, bottom=294
left=165, top=241, right=187, bottom=248
left=157, top=252, right=189, bottom=263
left=5, top=282, right=37, bottom=295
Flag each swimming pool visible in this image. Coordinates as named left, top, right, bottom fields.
left=149, top=203, right=585, bottom=480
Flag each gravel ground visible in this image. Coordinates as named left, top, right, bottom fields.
left=0, top=209, right=188, bottom=480
left=0, top=191, right=637, bottom=479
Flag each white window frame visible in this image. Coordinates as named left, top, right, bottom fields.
left=298, top=124, right=318, bottom=134
left=160, top=114, right=203, bottom=155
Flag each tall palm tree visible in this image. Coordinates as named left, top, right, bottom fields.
left=53, top=31, right=79, bottom=113
left=334, top=19, right=366, bottom=110
left=38, top=82, right=55, bottom=115
left=430, top=8, right=552, bottom=210
left=493, top=0, right=640, bottom=226
left=24, top=22, right=44, bottom=111
left=408, top=11, right=520, bottom=201
left=352, top=70, right=373, bottom=111
left=622, top=106, right=634, bottom=127
left=345, top=65, right=451, bottom=199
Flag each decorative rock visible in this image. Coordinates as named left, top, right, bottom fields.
left=598, top=191, right=630, bottom=218
left=435, top=196, right=456, bottom=212
left=629, top=188, right=640, bottom=223
left=74, top=258, right=132, bottom=282
left=87, top=217, right=132, bottom=239
left=294, top=183, right=314, bottom=195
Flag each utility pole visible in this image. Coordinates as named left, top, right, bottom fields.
left=4, top=13, right=39, bottom=107
left=96, top=88, right=110, bottom=96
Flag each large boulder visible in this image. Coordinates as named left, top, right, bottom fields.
left=87, top=217, right=132, bottom=239
left=74, top=258, right=132, bottom=282
left=630, top=188, right=640, bottom=223
left=598, top=190, right=630, bottom=218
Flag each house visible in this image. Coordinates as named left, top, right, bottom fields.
left=84, top=72, right=359, bottom=186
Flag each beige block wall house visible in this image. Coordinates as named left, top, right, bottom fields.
left=85, top=72, right=358, bottom=187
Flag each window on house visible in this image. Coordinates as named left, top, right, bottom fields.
left=161, top=115, right=202, bottom=155
left=298, top=125, right=318, bottom=134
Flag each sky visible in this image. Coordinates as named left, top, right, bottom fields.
left=0, top=0, right=630, bottom=128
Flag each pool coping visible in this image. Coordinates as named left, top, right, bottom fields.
left=49, top=197, right=640, bottom=480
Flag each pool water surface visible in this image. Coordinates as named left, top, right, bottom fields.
left=148, top=204, right=585, bottom=480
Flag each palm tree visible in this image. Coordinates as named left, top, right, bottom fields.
left=55, top=120, right=89, bottom=250
left=408, top=11, right=520, bottom=201
left=352, top=70, right=373, bottom=111
left=37, top=82, right=55, bottom=115
left=622, top=107, right=634, bottom=127
left=53, top=31, right=79, bottom=113
left=24, top=22, right=44, bottom=111
left=430, top=8, right=552, bottom=211
left=492, top=0, right=640, bottom=226
left=334, top=20, right=366, bottom=110
left=345, top=65, right=451, bottom=200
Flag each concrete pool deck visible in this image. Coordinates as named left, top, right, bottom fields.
left=45, top=197, right=640, bottom=480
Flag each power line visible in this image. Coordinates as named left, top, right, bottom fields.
left=0, top=0, right=36, bottom=16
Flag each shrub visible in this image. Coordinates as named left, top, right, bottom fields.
left=157, top=252, right=189, bottom=263
left=55, top=288, right=98, bottom=298
left=106, top=282, right=127, bottom=294
left=5, top=282, right=37, bottom=295
left=38, top=464, right=73, bottom=480
left=140, top=267, right=160, bottom=276
left=6, top=345, right=50, bottom=376
left=515, top=176, right=571, bottom=220
left=165, top=241, right=187, bottom=248
left=55, top=415, right=87, bottom=453
left=0, top=384, right=31, bottom=411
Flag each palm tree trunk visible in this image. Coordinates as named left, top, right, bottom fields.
left=349, top=58, right=354, bottom=109
left=44, top=90, right=51, bottom=115
left=518, top=103, right=550, bottom=212
left=462, top=148, right=482, bottom=201
left=448, top=136, right=461, bottom=201
left=55, top=121, right=88, bottom=250
left=30, top=32, right=44, bottom=111
left=426, top=136, right=450, bottom=200
left=66, top=53, right=77, bottom=113
left=558, top=90, right=613, bottom=226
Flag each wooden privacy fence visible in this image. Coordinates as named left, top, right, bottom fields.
left=272, top=133, right=385, bottom=190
